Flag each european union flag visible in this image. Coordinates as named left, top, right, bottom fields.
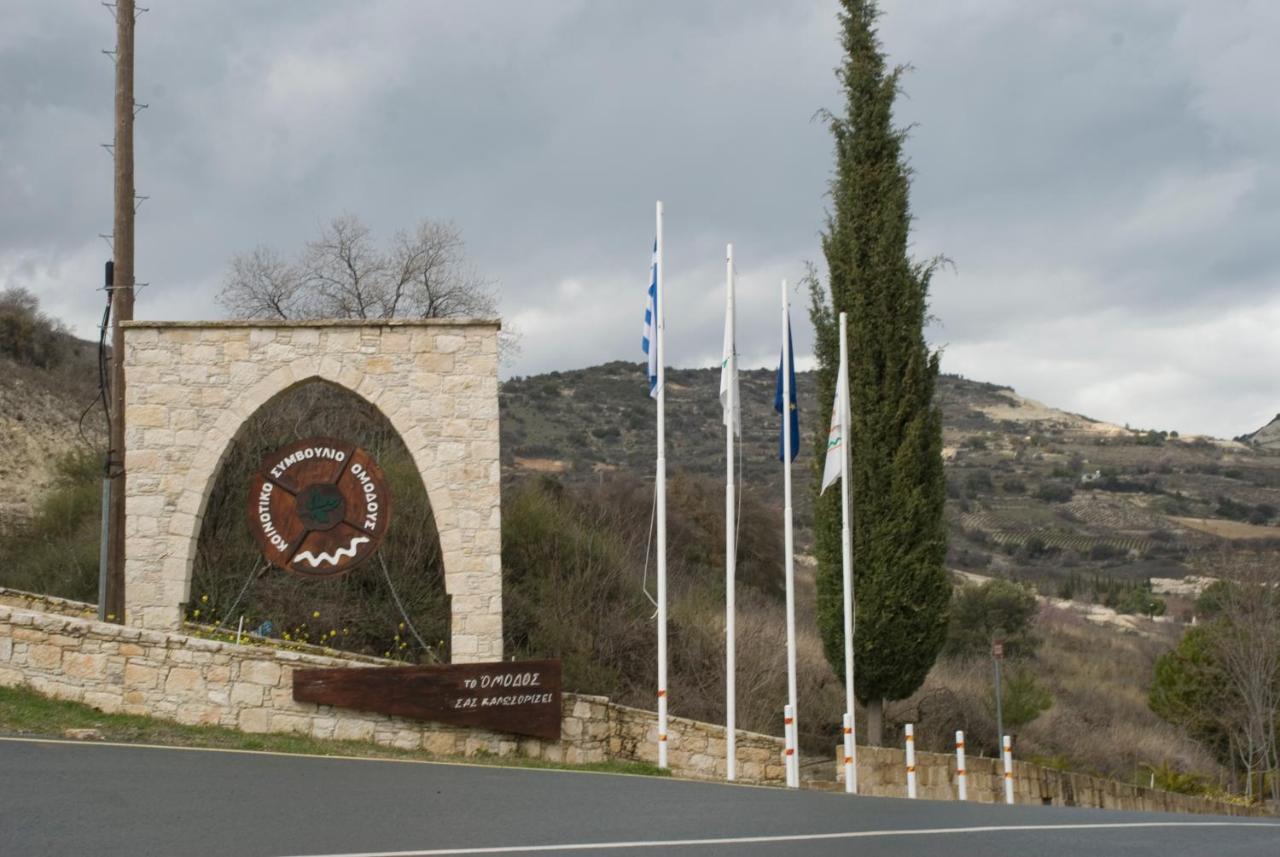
left=775, top=315, right=799, bottom=462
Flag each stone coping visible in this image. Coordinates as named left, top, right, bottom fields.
left=0, top=587, right=98, bottom=619
left=121, top=318, right=501, bottom=329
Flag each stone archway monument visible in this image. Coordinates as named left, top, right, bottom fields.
left=120, top=319, right=502, bottom=663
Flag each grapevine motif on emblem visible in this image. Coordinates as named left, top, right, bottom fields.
left=247, top=437, right=392, bottom=577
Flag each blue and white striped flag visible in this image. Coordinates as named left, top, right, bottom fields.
left=642, top=240, right=659, bottom=398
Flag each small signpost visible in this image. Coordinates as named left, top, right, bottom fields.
left=247, top=437, right=391, bottom=577
left=293, top=659, right=564, bottom=740
left=993, top=637, right=1005, bottom=757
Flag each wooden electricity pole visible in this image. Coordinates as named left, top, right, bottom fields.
left=105, top=0, right=135, bottom=622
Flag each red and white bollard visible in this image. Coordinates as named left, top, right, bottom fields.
left=784, top=704, right=797, bottom=788
left=955, top=730, right=967, bottom=801
left=1002, top=734, right=1014, bottom=805
left=842, top=712, right=857, bottom=794
left=905, top=723, right=917, bottom=799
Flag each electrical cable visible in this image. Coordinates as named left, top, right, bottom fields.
left=376, top=551, right=433, bottom=658
left=76, top=290, right=114, bottom=451
left=640, top=479, right=659, bottom=616
left=211, top=558, right=265, bottom=635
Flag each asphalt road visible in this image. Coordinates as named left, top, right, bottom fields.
left=1, top=737, right=1277, bottom=857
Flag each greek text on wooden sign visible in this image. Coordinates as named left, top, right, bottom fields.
left=292, top=659, right=563, bottom=741
left=247, top=437, right=392, bottom=578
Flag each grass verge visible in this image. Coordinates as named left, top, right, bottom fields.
left=0, top=684, right=668, bottom=778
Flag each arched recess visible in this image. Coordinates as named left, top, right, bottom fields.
left=122, top=321, right=503, bottom=663
left=191, top=377, right=452, bottom=661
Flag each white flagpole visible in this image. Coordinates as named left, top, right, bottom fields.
left=655, top=200, right=669, bottom=770
left=781, top=279, right=799, bottom=788
left=839, top=311, right=857, bottom=794
left=724, top=243, right=737, bottom=782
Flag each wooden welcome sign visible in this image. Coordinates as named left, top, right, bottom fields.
left=248, top=437, right=391, bottom=578
left=293, top=659, right=563, bottom=741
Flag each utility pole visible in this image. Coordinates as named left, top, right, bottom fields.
left=105, top=0, right=136, bottom=623
left=992, top=636, right=1005, bottom=751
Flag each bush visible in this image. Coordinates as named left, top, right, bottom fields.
left=1215, top=496, right=1252, bottom=522
left=945, top=578, right=1040, bottom=660
left=1002, top=478, right=1026, bottom=494
left=0, top=447, right=104, bottom=601
left=964, top=470, right=994, bottom=494
left=1035, top=481, right=1074, bottom=503
left=0, top=287, right=71, bottom=369
left=999, top=666, right=1053, bottom=730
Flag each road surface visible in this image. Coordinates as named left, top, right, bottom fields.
left=1, top=737, right=1276, bottom=856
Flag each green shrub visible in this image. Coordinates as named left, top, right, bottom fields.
left=1034, top=481, right=1074, bottom=503
left=998, top=666, right=1053, bottom=730
left=0, top=287, right=71, bottom=369
left=0, top=447, right=104, bottom=601
left=945, top=578, right=1040, bottom=660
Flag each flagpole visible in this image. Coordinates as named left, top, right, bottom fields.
left=781, top=279, right=799, bottom=789
left=839, top=311, right=857, bottom=794
left=724, top=243, right=737, bottom=782
left=655, top=200, right=669, bottom=770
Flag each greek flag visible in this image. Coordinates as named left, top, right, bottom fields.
left=642, top=240, right=659, bottom=398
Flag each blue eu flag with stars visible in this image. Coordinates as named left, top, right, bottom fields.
left=775, top=316, right=799, bottom=462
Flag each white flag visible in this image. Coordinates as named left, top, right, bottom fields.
left=719, top=273, right=740, bottom=436
left=820, top=358, right=847, bottom=493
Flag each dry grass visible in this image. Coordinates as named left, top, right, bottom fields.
left=890, top=602, right=1222, bottom=785
left=1169, top=516, right=1279, bottom=541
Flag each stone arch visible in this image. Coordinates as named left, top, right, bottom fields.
left=121, top=321, right=502, bottom=663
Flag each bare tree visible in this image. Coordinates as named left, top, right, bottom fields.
left=1209, top=557, right=1280, bottom=804
left=219, top=246, right=304, bottom=320
left=219, top=214, right=498, bottom=323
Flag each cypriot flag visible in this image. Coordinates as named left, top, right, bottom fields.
left=820, top=357, right=847, bottom=494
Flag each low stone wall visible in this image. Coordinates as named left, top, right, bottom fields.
left=0, top=598, right=1259, bottom=815
left=0, top=600, right=782, bottom=781
left=851, top=744, right=1258, bottom=815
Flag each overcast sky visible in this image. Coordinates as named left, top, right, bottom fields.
left=3, top=1, right=1277, bottom=437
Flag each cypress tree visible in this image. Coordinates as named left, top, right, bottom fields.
left=809, top=0, right=949, bottom=745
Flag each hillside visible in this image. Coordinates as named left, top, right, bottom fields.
left=0, top=300, right=102, bottom=528
left=502, top=362, right=1280, bottom=612
left=1240, top=414, right=1280, bottom=451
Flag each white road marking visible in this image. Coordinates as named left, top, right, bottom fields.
left=280, top=822, right=1280, bottom=857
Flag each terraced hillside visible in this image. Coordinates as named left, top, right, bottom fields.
left=502, top=362, right=1280, bottom=608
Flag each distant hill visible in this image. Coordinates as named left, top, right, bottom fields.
left=1239, top=414, right=1280, bottom=450
left=502, top=362, right=1280, bottom=606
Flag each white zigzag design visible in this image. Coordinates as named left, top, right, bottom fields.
left=294, top=536, right=370, bottom=568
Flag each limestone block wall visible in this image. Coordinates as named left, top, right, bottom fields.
left=0, top=597, right=1262, bottom=815
left=121, top=320, right=502, bottom=662
left=610, top=703, right=787, bottom=783
left=0, top=602, right=608, bottom=762
left=850, top=743, right=1256, bottom=815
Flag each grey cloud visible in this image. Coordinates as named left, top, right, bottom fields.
left=2, top=0, right=1277, bottom=437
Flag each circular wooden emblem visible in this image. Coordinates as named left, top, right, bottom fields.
left=248, top=437, right=392, bottom=577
